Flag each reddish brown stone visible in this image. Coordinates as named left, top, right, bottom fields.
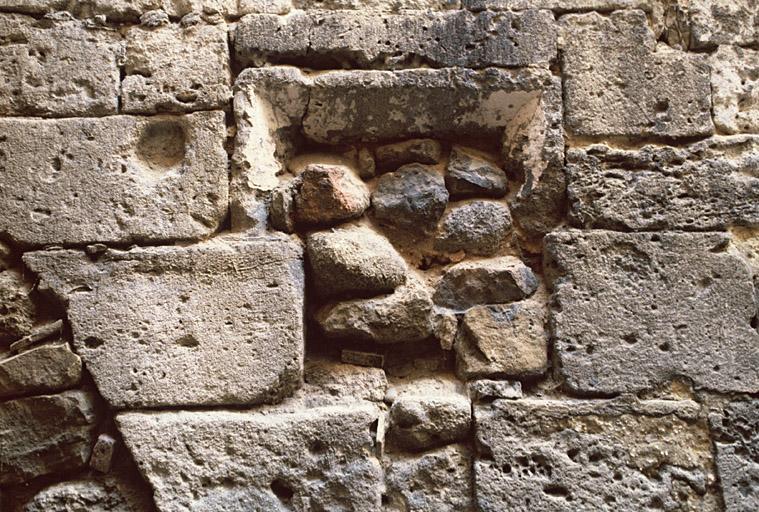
left=294, top=164, right=370, bottom=227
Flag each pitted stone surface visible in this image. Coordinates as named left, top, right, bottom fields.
left=235, top=10, right=556, bottom=69
left=464, top=0, right=650, bottom=11
left=1, top=1, right=239, bottom=20
left=0, top=14, right=122, bottom=117
left=545, top=230, right=759, bottom=395
left=388, top=391, right=471, bottom=451
left=294, top=164, right=370, bottom=227
left=474, top=398, right=719, bottom=511
left=123, top=21, right=231, bottom=113
left=0, top=111, right=228, bottom=247
left=0, top=390, right=97, bottom=485
left=434, top=201, right=512, bottom=256
left=0, top=270, right=36, bottom=345
left=24, top=237, right=305, bottom=409
left=567, top=137, right=759, bottom=231
left=710, top=46, right=759, bottom=135
left=671, top=0, right=758, bottom=50
left=561, top=10, right=713, bottom=139
left=117, top=403, right=383, bottom=511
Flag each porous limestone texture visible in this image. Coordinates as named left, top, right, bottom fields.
left=561, top=9, right=713, bottom=138
left=0, top=14, right=122, bottom=117
left=474, top=398, right=720, bottom=511
left=24, top=237, right=305, bottom=408
left=710, top=46, right=759, bottom=135
left=545, top=230, right=759, bottom=395
left=117, top=403, right=384, bottom=511
left=0, top=112, right=228, bottom=247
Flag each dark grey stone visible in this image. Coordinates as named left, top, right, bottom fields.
left=434, top=201, right=512, bottom=256
left=445, top=147, right=507, bottom=199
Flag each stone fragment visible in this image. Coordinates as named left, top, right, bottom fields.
left=139, top=9, right=169, bottom=27
left=455, top=298, right=548, bottom=380
left=666, top=0, right=758, bottom=50
left=464, top=0, right=650, bottom=10
left=434, top=201, right=512, bottom=256
left=0, top=390, right=97, bottom=485
left=238, top=0, right=292, bottom=15
left=305, top=357, right=387, bottom=402
left=294, top=164, right=370, bottom=227
left=341, top=350, right=385, bottom=369
left=89, top=434, right=116, bottom=473
left=0, top=112, right=228, bottom=247
left=235, top=10, right=556, bottom=69
left=0, top=270, right=35, bottom=345
left=316, top=275, right=433, bottom=344
left=709, top=400, right=759, bottom=511
left=433, top=257, right=539, bottom=311
left=269, top=180, right=297, bottom=233
left=357, top=147, right=376, bottom=179
left=24, top=237, right=305, bottom=408
left=0, top=242, right=12, bottom=271
left=0, top=14, right=122, bottom=116
left=545, top=230, right=759, bottom=394
left=291, top=0, right=460, bottom=10
left=445, top=147, right=507, bottom=199
left=375, top=139, right=444, bottom=173
left=388, top=391, right=471, bottom=451
left=384, top=445, right=473, bottom=512
left=9, top=319, right=63, bottom=354
left=467, top=379, right=522, bottom=401
left=567, top=137, right=759, bottom=231
left=302, top=67, right=552, bottom=144
left=123, top=21, right=231, bottom=113
left=432, top=309, right=458, bottom=350
left=474, top=398, right=719, bottom=511
left=117, top=404, right=384, bottom=511
left=307, top=226, right=407, bottom=298
left=561, top=10, right=713, bottom=138
left=372, top=164, right=449, bottom=234
left=0, top=343, right=81, bottom=400
left=710, top=46, right=759, bottom=135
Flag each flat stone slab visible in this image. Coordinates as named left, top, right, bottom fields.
left=235, top=10, right=556, bottom=69
left=0, top=1, right=238, bottom=19
left=0, top=14, right=122, bottom=117
left=123, top=21, right=231, bottom=113
left=117, top=403, right=383, bottom=511
left=24, top=237, right=305, bottom=409
left=560, top=10, right=713, bottom=139
left=0, top=111, right=228, bottom=247
left=474, top=398, right=720, bottom=511
left=567, top=136, right=759, bottom=231
left=545, top=230, right=759, bottom=395
left=0, top=342, right=81, bottom=400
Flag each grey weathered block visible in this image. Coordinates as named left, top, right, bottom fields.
left=567, top=137, right=759, bottom=231
left=236, top=10, right=557, bottom=69
left=0, top=111, right=228, bottom=247
left=474, top=398, right=720, bottom=511
left=123, top=21, right=231, bottom=113
left=561, top=10, right=713, bottom=139
left=0, top=14, right=122, bottom=117
left=24, top=237, right=305, bottom=409
left=464, top=0, right=651, bottom=11
left=0, top=390, right=97, bottom=485
left=674, top=0, right=758, bottom=50
left=545, top=230, right=759, bottom=395
left=710, top=46, right=759, bottom=135
left=0, top=343, right=81, bottom=400
left=0, top=1, right=238, bottom=19
left=117, top=403, right=383, bottom=511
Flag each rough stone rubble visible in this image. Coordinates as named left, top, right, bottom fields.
left=0, top=0, right=757, bottom=511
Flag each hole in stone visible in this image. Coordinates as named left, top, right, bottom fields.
left=309, top=439, right=326, bottom=454
left=270, top=478, right=294, bottom=503
left=658, top=342, right=670, bottom=352
left=84, top=336, right=105, bottom=349
left=543, top=484, right=570, bottom=499
left=137, top=119, right=187, bottom=171
left=176, top=334, right=200, bottom=347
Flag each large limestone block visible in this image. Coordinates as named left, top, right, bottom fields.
left=0, top=343, right=81, bottom=399
left=474, top=398, right=720, bottom=511
left=710, top=46, right=759, bottom=135
left=545, top=230, right=759, bottom=395
left=709, top=400, right=759, bottom=511
left=235, top=10, right=556, bottom=69
left=0, top=111, right=228, bottom=247
left=0, top=390, right=97, bottom=485
left=567, top=137, right=759, bottom=231
left=560, top=10, right=712, bottom=139
left=117, top=403, right=383, bottom=511
left=0, top=1, right=238, bottom=19
left=0, top=14, right=122, bottom=117
left=123, top=21, right=231, bottom=113
left=24, top=237, right=305, bottom=409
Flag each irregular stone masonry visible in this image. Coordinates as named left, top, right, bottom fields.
left=0, top=1, right=757, bottom=511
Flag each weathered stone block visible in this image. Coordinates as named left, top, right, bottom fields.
left=474, top=398, right=720, bottom=511
left=0, top=343, right=81, bottom=400
left=434, top=201, right=512, bottom=256
left=117, top=403, right=383, bottom=511
left=2, top=1, right=238, bottom=20
left=0, top=111, right=228, bottom=247
left=291, top=0, right=460, bottom=9
left=294, top=164, right=370, bottom=227
left=388, top=391, right=471, bottom=451
left=235, top=10, right=556, bottom=69
left=464, top=0, right=651, bottom=11
left=567, top=137, right=759, bottom=231
left=123, top=21, right=231, bottom=113
left=0, top=390, right=97, bottom=485
left=0, top=270, right=35, bottom=345
left=545, top=230, right=759, bottom=394
left=710, top=46, right=759, bottom=135
left=561, top=10, right=713, bottom=138
left=304, top=357, right=387, bottom=402
left=24, top=237, right=305, bottom=409
left=668, top=0, right=758, bottom=50
left=376, top=139, right=443, bottom=173
left=0, top=14, right=122, bottom=117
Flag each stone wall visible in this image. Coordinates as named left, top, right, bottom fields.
left=0, top=0, right=757, bottom=511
